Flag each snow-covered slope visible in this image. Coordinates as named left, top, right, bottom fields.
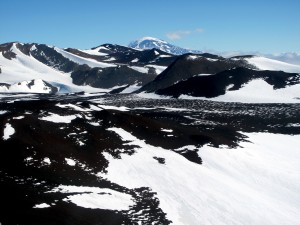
left=103, top=129, right=300, bottom=225
left=265, top=52, right=300, bottom=66
left=0, top=43, right=110, bottom=93
left=245, top=56, right=300, bottom=73
left=54, top=47, right=116, bottom=68
left=179, top=79, right=300, bottom=103
left=129, top=37, right=202, bottom=55
left=0, top=43, right=72, bottom=84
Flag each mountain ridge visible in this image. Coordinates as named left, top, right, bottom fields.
left=0, top=40, right=300, bottom=103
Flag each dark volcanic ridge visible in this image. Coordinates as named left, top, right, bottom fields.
left=155, top=67, right=300, bottom=98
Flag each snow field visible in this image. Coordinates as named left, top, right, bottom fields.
left=101, top=128, right=300, bottom=225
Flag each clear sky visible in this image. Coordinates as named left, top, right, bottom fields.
left=1, top=0, right=299, bottom=54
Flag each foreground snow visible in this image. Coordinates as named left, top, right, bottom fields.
left=101, top=128, right=300, bottom=225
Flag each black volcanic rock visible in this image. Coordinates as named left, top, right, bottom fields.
left=30, top=44, right=86, bottom=73
left=156, top=67, right=300, bottom=98
left=0, top=42, right=17, bottom=59
left=139, top=54, right=254, bottom=93
left=71, top=65, right=156, bottom=88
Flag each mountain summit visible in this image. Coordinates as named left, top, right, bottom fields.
left=129, top=37, right=202, bottom=55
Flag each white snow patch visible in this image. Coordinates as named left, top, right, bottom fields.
left=136, top=92, right=171, bottom=99
left=80, top=47, right=108, bottom=56
left=25, top=157, right=33, bottom=162
left=33, top=203, right=51, bottom=208
left=175, top=145, right=197, bottom=152
left=104, top=57, right=116, bottom=61
left=120, top=84, right=142, bottom=94
left=0, top=79, right=55, bottom=93
left=89, top=104, right=103, bottom=111
left=56, top=103, right=90, bottom=112
left=246, top=56, right=300, bottom=73
left=0, top=111, right=7, bottom=115
left=50, top=185, right=133, bottom=211
left=187, top=55, right=200, bottom=60
left=98, top=105, right=129, bottom=111
left=159, top=55, right=172, bottom=58
left=161, top=129, right=173, bottom=133
left=101, top=128, right=300, bottom=225
left=179, top=79, right=300, bottom=103
left=40, top=113, right=77, bottom=123
left=30, top=45, right=37, bottom=51
left=82, top=92, right=107, bottom=97
left=287, top=123, right=300, bottom=127
left=88, top=122, right=100, bottom=126
left=129, top=66, right=149, bottom=74
left=77, top=140, right=85, bottom=146
left=13, top=116, right=25, bottom=120
left=3, top=123, right=15, bottom=140
left=65, top=158, right=76, bottom=166
left=131, top=58, right=139, bottom=62
left=206, top=58, right=218, bottom=62
left=195, top=73, right=213, bottom=76
left=145, top=65, right=167, bottom=74
left=43, top=157, right=51, bottom=165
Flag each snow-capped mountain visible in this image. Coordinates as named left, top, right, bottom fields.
left=129, top=37, right=203, bottom=55
left=1, top=40, right=300, bottom=103
left=0, top=42, right=174, bottom=93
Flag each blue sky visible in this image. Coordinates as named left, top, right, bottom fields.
left=1, top=0, right=299, bottom=53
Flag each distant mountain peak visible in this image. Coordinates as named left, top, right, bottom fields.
left=129, top=37, right=202, bottom=55
left=137, top=37, right=168, bottom=43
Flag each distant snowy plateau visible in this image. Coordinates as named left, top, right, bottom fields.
left=0, top=38, right=300, bottom=225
